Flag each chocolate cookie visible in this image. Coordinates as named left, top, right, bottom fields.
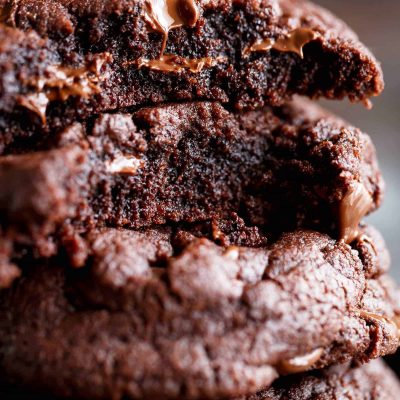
left=1, top=225, right=398, bottom=399
left=0, top=100, right=383, bottom=287
left=0, top=0, right=383, bottom=142
left=2, top=360, right=399, bottom=399
left=238, top=359, right=400, bottom=400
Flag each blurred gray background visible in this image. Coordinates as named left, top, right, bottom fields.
left=316, top=0, right=400, bottom=279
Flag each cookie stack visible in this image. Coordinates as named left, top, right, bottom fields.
left=0, top=0, right=399, bottom=398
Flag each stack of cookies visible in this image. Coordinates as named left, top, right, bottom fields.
left=1, top=0, right=399, bottom=398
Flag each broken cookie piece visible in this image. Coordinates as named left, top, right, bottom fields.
left=0, top=0, right=383, bottom=137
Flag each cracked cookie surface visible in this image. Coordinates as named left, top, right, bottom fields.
left=0, top=224, right=398, bottom=399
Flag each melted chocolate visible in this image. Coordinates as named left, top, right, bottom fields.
left=358, top=310, right=400, bottom=339
left=144, top=0, right=199, bottom=55
left=139, top=0, right=216, bottom=73
left=137, top=54, right=225, bottom=73
left=138, top=25, right=319, bottom=74
left=339, top=182, right=373, bottom=244
left=106, top=155, right=145, bottom=175
left=36, top=65, right=100, bottom=101
left=245, top=28, right=319, bottom=58
left=18, top=65, right=99, bottom=123
left=18, top=54, right=111, bottom=123
left=277, top=348, right=324, bottom=374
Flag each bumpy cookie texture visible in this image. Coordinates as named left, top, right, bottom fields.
left=2, top=360, right=399, bottom=400
left=0, top=0, right=383, bottom=138
left=0, top=100, right=383, bottom=286
left=238, top=360, right=400, bottom=400
left=0, top=225, right=399, bottom=399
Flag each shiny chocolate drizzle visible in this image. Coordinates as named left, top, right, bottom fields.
left=17, top=54, right=110, bottom=124
left=137, top=54, right=225, bottom=73
left=277, top=348, right=324, bottom=375
left=357, top=310, right=400, bottom=340
left=139, top=0, right=227, bottom=73
left=144, top=0, right=199, bottom=55
left=338, top=182, right=373, bottom=244
left=244, top=28, right=319, bottom=58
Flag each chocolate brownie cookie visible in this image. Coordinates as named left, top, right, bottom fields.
left=1, top=225, right=398, bottom=399
left=2, top=360, right=399, bottom=399
left=0, top=100, right=383, bottom=286
left=0, top=0, right=383, bottom=142
left=238, top=359, right=400, bottom=400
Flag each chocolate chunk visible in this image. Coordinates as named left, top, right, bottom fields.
left=244, top=28, right=319, bottom=58
left=339, top=181, right=374, bottom=243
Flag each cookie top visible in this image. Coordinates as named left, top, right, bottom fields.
left=0, top=100, right=383, bottom=287
left=0, top=0, right=383, bottom=132
left=1, top=225, right=398, bottom=399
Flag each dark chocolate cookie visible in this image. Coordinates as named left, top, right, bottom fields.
left=1, top=225, right=398, bottom=399
left=2, top=360, right=399, bottom=399
left=238, top=359, right=400, bottom=400
left=0, top=0, right=383, bottom=141
left=0, top=100, right=383, bottom=287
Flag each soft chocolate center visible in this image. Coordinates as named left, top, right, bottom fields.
left=339, top=182, right=373, bottom=244
left=245, top=28, right=319, bottom=58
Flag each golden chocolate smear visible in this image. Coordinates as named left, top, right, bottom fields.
left=19, top=66, right=98, bottom=123
left=277, top=348, right=324, bottom=375
left=106, top=155, right=145, bottom=175
left=19, top=54, right=111, bottom=124
left=245, top=28, right=319, bottom=58
left=137, top=54, right=225, bottom=73
left=139, top=1, right=227, bottom=74
left=339, top=182, right=373, bottom=244
left=138, top=0, right=217, bottom=74
left=273, top=28, right=318, bottom=57
left=144, top=0, right=199, bottom=55
left=357, top=310, right=400, bottom=340
left=245, top=38, right=274, bottom=54
left=36, top=65, right=101, bottom=102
